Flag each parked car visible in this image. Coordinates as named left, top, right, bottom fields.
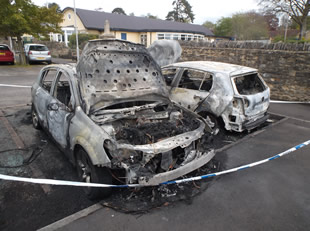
left=0, top=44, right=14, bottom=65
left=161, top=61, right=270, bottom=133
left=31, top=39, right=214, bottom=199
left=24, top=43, right=51, bottom=64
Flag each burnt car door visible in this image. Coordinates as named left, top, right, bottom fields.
left=46, top=70, right=74, bottom=149
left=169, top=68, right=212, bottom=111
left=34, top=67, right=59, bottom=128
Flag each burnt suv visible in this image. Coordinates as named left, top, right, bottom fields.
left=31, top=39, right=214, bottom=199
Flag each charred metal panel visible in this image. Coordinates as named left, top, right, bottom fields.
left=76, top=39, right=169, bottom=114
left=147, top=40, right=182, bottom=67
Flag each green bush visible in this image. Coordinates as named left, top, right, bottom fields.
left=69, top=33, right=99, bottom=49
left=272, top=35, right=310, bottom=44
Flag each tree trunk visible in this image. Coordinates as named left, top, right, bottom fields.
left=299, top=18, right=307, bottom=40
left=17, top=36, right=26, bottom=65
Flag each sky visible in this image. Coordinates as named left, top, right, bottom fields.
left=32, top=0, right=261, bottom=24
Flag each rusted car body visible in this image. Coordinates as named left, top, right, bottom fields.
left=31, top=39, right=214, bottom=199
left=162, top=61, right=270, bottom=132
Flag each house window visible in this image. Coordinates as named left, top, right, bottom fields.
left=157, top=34, right=164, bottom=40
left=121, top=33, right=127, bottom=40
left=157, top=33, right=204, bottom=41
left=173, top=34, right=179, bottom=40
left=140, top=34, right=147, bottom=45
left=68, top=14, right=71, bottom=20
left=165, top=34, right=172, bottom=40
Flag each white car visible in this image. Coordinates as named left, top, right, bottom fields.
left=24, top=43, right=52, bottom=64
left=162, top=61, right=270, bottom=132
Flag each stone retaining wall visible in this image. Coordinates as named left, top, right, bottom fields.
left=179, top=41, right=310, bottom=101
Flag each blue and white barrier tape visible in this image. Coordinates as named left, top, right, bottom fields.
left=0, top=140, right=309, bottom=188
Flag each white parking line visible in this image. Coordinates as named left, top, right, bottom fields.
left=0, top=84, right=31, bottom=88
left=270, top=100, right=310, bottom=104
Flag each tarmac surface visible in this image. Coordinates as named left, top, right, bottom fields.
left=0, top=63, right=309, bottom=231
left=41, top=103, right=310, bottom=231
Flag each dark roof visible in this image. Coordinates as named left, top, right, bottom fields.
left=64, top=8, right=213, bottom=36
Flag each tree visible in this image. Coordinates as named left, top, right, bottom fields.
left=231, top=12, right=269, bottom=40
left=69, top=33, right=99, bottom=49
left=166, top=0, right=195, bottom=23
left=214, top=12, right=269, bottom=40
left=259, top=0, right=310, bottom=39
left=202, top=20, right=215, bottom=31
left=112, top=7, right=126, bottom=15
left=47, top=2, right=61, bottom=13
left=214, top=17, right=233, bottom=37
left=263, top=12, right=279, bottom=31
left=0, top=0, right=63, bottom=64
left=146, top=13, right=159, bottom=19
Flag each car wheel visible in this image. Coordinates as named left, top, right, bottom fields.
left=198, top=112, right=222, bottom=135
left=76, top=149, right=112, bottom=200
left=207, top=114, right=223, bottom=135
left=31, top=105, right=41, bottom=130
left=47, top=61, right=52, bottom=65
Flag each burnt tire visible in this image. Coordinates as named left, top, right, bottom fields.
left=31, top=105, right=41, bottom=130
left=206, top=114, right=221, bottom=135
left=76, top=149, right=112, bottom=200
left=199, top=112, right=222, bottom=135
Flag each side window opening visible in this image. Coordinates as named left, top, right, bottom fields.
left=162, top=68, right=178, bottom=86
left=53, top=72, right=72, bottom=109
left=179, top=69, right=212, bottom=91
left=41, top=69, right=58, bottom=92
left=199, top=73, right=213, bottom=92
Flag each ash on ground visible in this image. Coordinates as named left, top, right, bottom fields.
left=100, top=158, right=220, bottom=214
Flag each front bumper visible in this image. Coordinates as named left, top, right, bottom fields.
left=138, top=149, right=215, bottom=186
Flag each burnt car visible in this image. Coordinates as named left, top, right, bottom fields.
left=162, top=61, right=270, bottom=132
left=31, top=39, right=214, bottom=199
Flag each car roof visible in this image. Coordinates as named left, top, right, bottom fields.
left=0, top=44, right=9, bottom=47
left=42, top=63, right=77, bottom=75
left=25, top=44, right=47, bottom=47
left=163, top=61, right=257, bottom=76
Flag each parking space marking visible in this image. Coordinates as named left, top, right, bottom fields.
left=0, top=103, right=30, bottom=110
left=0, top=110, right=51, bottom=194
left=0, top=84, right=31, bottom=88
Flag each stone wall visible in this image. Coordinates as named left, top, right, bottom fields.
left=36, top=41, right=72, bottom=59
left=179, top=41, right=310, bottom=101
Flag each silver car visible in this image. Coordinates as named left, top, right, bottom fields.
left=31, top=39, right=214, bottom=199
left=162, top=61, right=270, bottom=132
left=25, top=43, right=52, bottom=64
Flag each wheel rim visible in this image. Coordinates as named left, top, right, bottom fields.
left=206, top=114, right=219, bottom=135
left=32, top=110, right=39, bottom=127
left=77, top=153, right=93, bottom=194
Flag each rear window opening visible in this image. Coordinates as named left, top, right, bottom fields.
left=0, top=45, right=9, bottom=51
left=233, top=73, right=265, bottom=95
left=29, top=46, right=48, bottom=51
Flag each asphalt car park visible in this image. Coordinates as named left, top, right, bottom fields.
left=1, top=64, right=310, bottom=231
